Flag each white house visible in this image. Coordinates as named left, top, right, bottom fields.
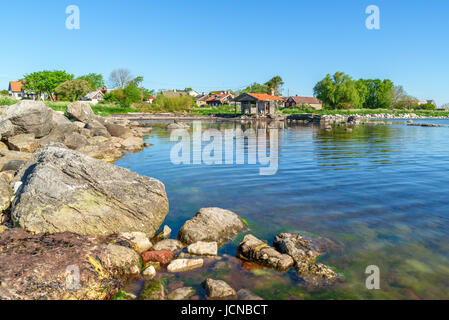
left=81, top=90, right=105, bottom=104
left=8, top=81, right=24, bottom=99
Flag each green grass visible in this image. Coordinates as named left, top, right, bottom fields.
left=0, top=95, right=19, bottom=106
left=45, top=101, right=135, bottom=116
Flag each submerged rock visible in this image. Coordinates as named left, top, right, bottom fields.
left=187, top=241, right=218, bottom=256
left=237, top=289, right=264, bottom=300
left=138, top=280, right=165, bottom=300
left=274, top=232, right=338, bottom=285
left=167, top=259, right=203, bottom=272
left=178, top=207, right=247, bottom=245
left=236, top=234, right=294, bottom=271
left=10, top=144, right=169, bottom=237
left=168, top=287, right=195, bottom=300
left=273, top=232, right=319, bottom=263
left=202, top=278, right=236, bottom=299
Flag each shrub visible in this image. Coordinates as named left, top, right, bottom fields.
left=415, top=103, right=436, bottom=110
left=0, top=95, right=18, bottom=106
left=150, top=94, right=194, bottom=113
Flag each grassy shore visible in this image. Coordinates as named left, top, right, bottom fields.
left=2, top=96, right=449, bottom=117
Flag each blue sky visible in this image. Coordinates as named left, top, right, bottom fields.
left=1, top=0, right=448, bottom=105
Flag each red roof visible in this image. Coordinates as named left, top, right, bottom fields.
left=289, top=96, right=321, bottom=104
left=247, top=93, right=284, bottom=101
left=9, top=81, right=23, bottom=92
left=206, top=93, right=231, bottom=102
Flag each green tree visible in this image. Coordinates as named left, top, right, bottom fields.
left=241, top=83, right=270, bottom=94
left=265, top=76, right=284, bottom=96
left=314, top=72, right=362, bottom=109
left=22, top=70, right=74, bottom=100
left=359, top=79, right=394, bottom=109
left=415, top=103, right=436, bottom=110
left=77, top=73, right=105, bottom=90
left=122, top=85, right=142, bottom=107
left=54, top=79, right=91, bottom=101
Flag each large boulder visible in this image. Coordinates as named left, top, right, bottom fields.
left=10, top=144, right=169, bottom=237
left=66, top=101, right=95, bottom=123
left=105, top=123, right=133, bottom=139
left=177, top=207, right=247, bottom=245
left=0, top=101, right=54, bottom=138
left=38, top=112, right=78, bottom=146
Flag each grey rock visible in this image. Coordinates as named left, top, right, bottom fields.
left=0, top=120, right=15, bottom=139
left=0, top=179, right=12, bottom=212
left=168, top=287, right=195, bottom=300
left=167, top=258, right=203, bottom=272
left=10, top=143, right=169, bottom=236
left=0, top=150, right=31, bottom=171
left=121, top=136, right=143, bottom=152
left=63, top=132, right=89, bottom=150
left=119, top=231, right=152, bottom=254
left=202, top=278, right=236, bottom=299
left=178, top=207, right=247, bottom=245
left=85, top=119, right=111, bottom=137
left=101, top=244, right=141, bottom=276
left=66, top=101, right=95, bottom=123
left=142, top=265, right=156, bottom=280
left=0, top=101, right=53, bottom=138
left=187, top=241, right=218, bottom=256
left=237, top=289, right=264, bottom=300
left=8, top=134, right=39, bottom=153
left=273, top=232, right=319, bottom=264
left=1, top=159, right=25, bottom=172
left=105, top=123, right=133, bottom=138
left=152, top=239, right=184, bottom=251
left=153, top=225, right=172, bottom=242
left=236, top=234, right=294, bottom=271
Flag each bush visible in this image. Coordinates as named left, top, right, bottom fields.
left=415, top=103, right=436, bottom=110
left=149, top=94, right=194, bottom=113
left=0, top=95, right=18, bottom=106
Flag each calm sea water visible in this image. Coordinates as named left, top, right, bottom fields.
left=116, top=119, right=449, bottom=300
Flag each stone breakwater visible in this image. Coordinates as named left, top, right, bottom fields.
left=0, top=101, right=341, bottom=300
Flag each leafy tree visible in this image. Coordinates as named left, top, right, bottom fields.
left=54, top=79, right=91, bottom=101
left=22, top=70, right=74, bottom=100
left=122, top=85, right=142, bottom=107
left=0, top=90, right=9, bottom=95
left=391, top=85, right=416, bottom=109
left=314, top=72, right=362, bottom=109
left=109, top=69, right=133, bottom=89
left=265, top=76, right=284, bottom=96
left=241, top=83, right=270, bottom=94
left=359, top=79, right=394, bottom=109
left=77, top=73, right=105, bottom=90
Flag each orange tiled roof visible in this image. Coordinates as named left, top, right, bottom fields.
left=247, top=93, right=284, bottom=101
left=206, top=93, right=230, bottom=102
left=9, top=81, right=23, bottom=92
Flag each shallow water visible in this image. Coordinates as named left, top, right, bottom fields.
left=116, top=119, right=449, bottom=300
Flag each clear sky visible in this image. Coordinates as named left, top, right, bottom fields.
left=1, top=0, right=448, bottom=105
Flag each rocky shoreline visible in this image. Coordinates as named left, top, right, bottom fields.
left=0, top=101, right=341, bottom=300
